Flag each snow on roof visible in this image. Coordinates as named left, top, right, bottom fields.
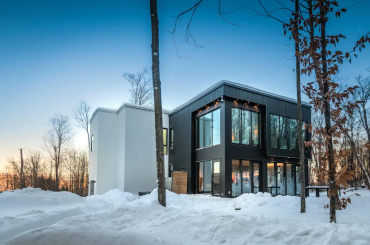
left=91, top=80, right=311, bottom=122
left=90, top=103, right=170, bottom=123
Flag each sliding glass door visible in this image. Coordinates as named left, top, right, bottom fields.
left=232, top=160, right=261, bottom=197
left=286, top=164, right=294, bottom=195
left=268, top=162, right=300, bottom=196
left=197, top=160, right=221, bottom=196
left=212, top=160, right=221, bottom=196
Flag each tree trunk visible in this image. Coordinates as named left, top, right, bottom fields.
left=294, top=0, right=306, bottom=213
left=19, top=148, right=24, bottom=189
left=320, top=1, right=337, bottom=223
left=150, top=0, right=166, bottom=207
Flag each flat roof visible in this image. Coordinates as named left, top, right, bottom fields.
left=90, top=103, right=170, bottom=123
left=91, top=81, right=311, bottom=121
left=169, top=80, right=311, bottom=115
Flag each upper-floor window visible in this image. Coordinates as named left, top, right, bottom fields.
left=170, top=128, right=174, bottom=150
left=232, top=108, right=260, bottom=146
left=196, top=108, right=221, bottom=149
left=163, top=128, right=168, bottom=155
left=90, top=135, right=94, bottom=152
left=270, top=114, right=306, bottom=150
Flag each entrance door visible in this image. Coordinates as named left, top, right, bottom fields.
left=212, top=160, right=221, bottom=196
left=204, top=161, right=212, bottom=193
left=197, top=160, right=221, bottom=196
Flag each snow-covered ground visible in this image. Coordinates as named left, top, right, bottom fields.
left=1, top=188, right=370, bottom=245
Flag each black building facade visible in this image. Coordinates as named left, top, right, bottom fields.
left=168, top=81, right=311, bottom=198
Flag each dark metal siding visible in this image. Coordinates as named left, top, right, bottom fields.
left=168, top=86, right=224, bottom=194
left=169, top=84, right=311, bottom=197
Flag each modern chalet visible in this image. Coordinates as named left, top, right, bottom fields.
left=89, top=80, right=311, bottom=198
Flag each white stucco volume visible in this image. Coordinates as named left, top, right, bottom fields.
left=89, top=103, right=169, bottom=195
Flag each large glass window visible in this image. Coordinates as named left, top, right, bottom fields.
left=253, top=163, right=260, bottom=193
left=268, top=163, right=299, bottom=196
left=271, top=115, right=305, bottom=150
left=204, top=113, right=212, bottom=147
left=198, top=117, right=204, bottom=148
left=232, top=108, right=260, bottom=146
left=213, top=109, right=221, bottom=145
left=270, top=115, right=280, bottom=148
left=286, top=164, right=294, bottom=195
left=90, top=135, right=94, bottom=152
left=196, top=108, right=221, bottom=149
left=198, top=162, right=203, bottom=192
left=232, top=160, right=260, bottom=195
left=232, top=108, right=240, bottom=144
left=252, top=112, right=259, bottom=146
left=204, top=161, right=212, bottom=192
left=232, top=160, right=241, bottom=196
left=163, top=128, right=168, bottom=155
left=289, top=119, right=298, bottom=150
left=170, top=128, right=174, bottom=149
left=242, top=160, right=251, bottom=194
left=197, top=160, right=221, bottom=196
left=242, top=110, right=251, bottom=145
left=280, top=117, right=288, bottom=149
left=277, top=163, right=286, bottom=195
left=267, top=163, right=276, bottom=195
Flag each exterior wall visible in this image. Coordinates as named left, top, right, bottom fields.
left=89, top=104, right=169, bottom=195
left=88, top=113, right=99, bottom=195
left=94, top=111, right=119, bottom=195
left=169, top=86, right=224, bottom=194
left=123, top=107, right=169, bottom=194
left=169, top=82, right=312, bottom=198
left=117, top=108, right=126, bottom=191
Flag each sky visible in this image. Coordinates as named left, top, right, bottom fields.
left=0, top=0, right=369, bottom=171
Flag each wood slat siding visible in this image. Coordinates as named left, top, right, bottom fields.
left=171, top=171, right=188, bottom=194
left=169, top=84, right=311, bottom=197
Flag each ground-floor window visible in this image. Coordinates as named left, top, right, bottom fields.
left=267, top=162, right=300, bottom=196
left=196, top=160, right=221, bottom=196
left=231, top=160, right=261, bottom=197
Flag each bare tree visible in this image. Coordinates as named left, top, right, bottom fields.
left=150, top=0, right=166, bottom=207
left=7, top=157, right=22, bottom=189
left=123, top=68, right=153, bottom=106
left=27, top=150, right=43, bottom=188
left=73, top=100, right=92, bottom=150
left=44, top=114, right=73, bottom=191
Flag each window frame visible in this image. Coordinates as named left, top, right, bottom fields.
left=270, top=114, right=306, bottom=150
left=196, top=108, right=221, bottom=149
left=231, top=107, right=261, bottom=147
left=163, top=128, right=168, bottom=155
left=90, top=134, right=94, bottom=152
left=170, top=128, right=174, bottom=150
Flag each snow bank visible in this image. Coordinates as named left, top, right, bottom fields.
left=86, top=189, right=138, bottom=208
left=0, top=188, right=138, bottom=244
left=3, top=188, right=370, bottom=245
left=0, top=188, right=84, bottom=218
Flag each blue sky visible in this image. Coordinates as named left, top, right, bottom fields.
left=0, top=0, right=369, bottom=170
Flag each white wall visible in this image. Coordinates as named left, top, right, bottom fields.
left=89, top=104, right=169, bottom=196
left=95, top=111, right=119, bottom=195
